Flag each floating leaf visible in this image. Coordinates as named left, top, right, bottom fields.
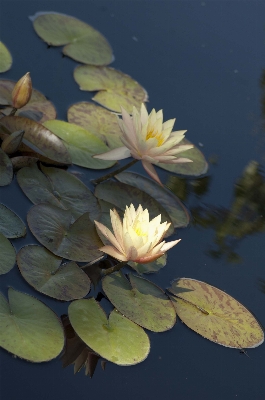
left=95, top=181, right=174, bottom=237
left=128, top=254, right=167, bottom=274
left=27, top=204, right=102, bottom=262
left=32, top=12, right=113, bottom=65
left=169, top=278, right=264, bottom=348
left=0, top=79, right=56, bottom=122
left=67, top=102, right=123, bottom=149
left=0, top=288, right=64, bottom=362
left=102, top=272, right=176, bottom=332
left=43, top=120, right=115, bottom=169
left=0, top=233, right=16, bottom=274
left=0, top=42, right=12, bottom=73
left=17, top=245, right=91, bottom=301
left=0, top=203, right=26, bottom=238
left=74, top=65, right=148, bottom=113
left=17, top=164, right=100, bottom=219
left=0, top=148, right=13, bottom=186
left=69, top=297, right=150, bottom=365
left=0, top=116, right=71, bottom=164
left=11, top=156, right=38, bottom=171
left=1, top=129, right=24, bottom=154
left=116, top=172, right=190, bottom=228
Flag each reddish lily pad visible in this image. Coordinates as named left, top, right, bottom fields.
left=0, top=148, right=13, bottom=186
left=0, top=42, right=12, bottom=73
left=0, top=233, right=16, bottom=275
left=0, top=203, right=26, bottom=238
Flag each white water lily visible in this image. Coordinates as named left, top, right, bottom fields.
left=94, top=204, right=180, bottom=264
left=94, top=104, right=193, bottom=185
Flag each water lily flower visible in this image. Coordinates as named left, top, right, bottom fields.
left=94, top=104, right=193, bottom=185
left=94, top=204, right=180, bottom=264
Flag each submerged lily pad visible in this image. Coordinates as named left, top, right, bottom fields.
left=68, top=297, right=150, bottom=365
left=128, top=254, right=167, bottom=274
left=27, top=204, right=103, bottom=262
left=0, top=233, right=16, bottom=275
left=17, top=164, right=100, bottom=219
left=43, top=120, right=115, bottom=169
left=67, top=102, right=123, bottom=149
left=17, top=245, right=91, bottom=301
left=0, top=288, right=64, bottom=362
left=0, top=148, right=13, bottom=186
left=116, top=172, right=190, bottom=228
left=102, top=272, right=176, bottom=332
left=0, top=42, right=12, bottom=73
left=0, top=204, right=26, bottom=238
left=32, top=12, right=113, bottom=65
left=0, top=116, right=71, bottom=164
left=74, top=65, right=148, bottom=113
left=169, top=278, right=264, bottom=348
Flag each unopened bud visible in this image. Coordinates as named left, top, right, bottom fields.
left=11, top=72, right=32, bottom=109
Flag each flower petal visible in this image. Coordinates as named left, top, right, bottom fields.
left=93, top=146, right=131, bottom=160
left=141, top=160, right=163, bottom=186
left=99, top=245, right=128, bottom=261
left=136, top=252, right=165, bottom=264
left=160, top=239, right=181, bottom=252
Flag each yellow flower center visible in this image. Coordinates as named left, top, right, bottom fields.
left=134, top=222, right=147, bottom=237
left=146, top=128, right=164, bottom=147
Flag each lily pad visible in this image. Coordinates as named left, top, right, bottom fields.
left=1, top=129, right=24, bottom=154
left=0, top=148, right=13, bottom=186
left=0, top=79, right=56, bottom=122
left=0, top=42, right=12, bottom=73
left=102, top=272, right=176, bottom=332
left=116, top=172, right=190, bottom=228
left=68, top=297, right=150, bottom=365
left=157, top=139, right=208, bottom=176
left=128, top=254, right=167, bottom=274
left=0, top=233, right=16, bottom=274
left=74, top=65, right=148, bottom=113
left=0, top=288, right=64, bottom=362
left=43, top=120, right=115, bottom=169
left=32, top=12, right=113, bottom=65
left=0, top=116, right=71, bottom=164
left=17, top=245, right=91, bottom=301
left=94, top=180, right=174, bottom=237
left=0, top=203, right=26, bottom=238
left=27, top=204, right=103, bottom=262
left=17, top=164, right=100, bottom=219
left=169, top=278, right=264, bottom=348
left=67, top=102, right=123, bottom=149
left=11, top=156, right=38, bottom=171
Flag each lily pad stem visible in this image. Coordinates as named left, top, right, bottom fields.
left=91, top=159, right=139, bottom=185
left=9, top=107, right=17, bottom=116
left=102, top=261, right=128, bottom=276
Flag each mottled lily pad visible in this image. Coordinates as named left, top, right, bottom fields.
left=169, top=278, right=264, bottom=348
left=32, top=12, right=113, bottom=65
left=0, top=203, right=26, bottom=238
left=11, top=156, right=38, bottom=171
left=116, top=172, right=190, bottom=228
left=0, top=42, right=12, bottom=73
left=67, top=102, right=123, bottom=149
left=68, top=297, right=150, bottom=365
left=128, top=254, right=167, bottom=274
left=27, top=204, right=103, bottom=262
left=0, top=233, right=16, bottom=274
left=1, top=129, right=24, bottom=154
left=17, top=164, right=100, bottom=219
left=102, top=272, right=176, bottom=332
left=43, top=120, right=115, bottom=169
left=74, top=65, right=148, bottom=113
left=0, top=148, right=13, bottom=186
left=0, top=288, right=64, bottom=362
left=0, top=116, right=71, bottom=164
left=17, top=245, right=91, bottom=301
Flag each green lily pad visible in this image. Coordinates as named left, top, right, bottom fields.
left=74, top=65, right=148, bottom=113
left=0, top=79, right=56, bottom=122
left=67, top=102, right=123, bottom=149
left=0, top=288, right=64, bottom=362
left=32, top=12, right=113, bottom=65
left=157, top=138, right=208, bottom=176
left=169, top=278, right=264, bottom=348
left=68, top=297, right=150, bottom=365
left=94, top=180, right=174, bottom=237
left=116, top=172, right=190, bottom=228
left=102, top=272, right=176, bottom=332
left=0, top=42, right=12, bottom=73
left=17, top=164, right=100, bottom=219
left=27, top=204, right=103, bottom=262
left=43, top=120, right=115, bottom=169
left=0, top=233, right=16, bottom=274
left=0, top=203, right=26, bottom=238
left=128, top=253, right=167, bottom=274
left=0, top=148, right=13, bottom=186
left=17, top=245, right=91, bottom=301
left=0, top=116, right=71, bottom=164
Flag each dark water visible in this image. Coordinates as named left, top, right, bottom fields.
left=1, top=1, right=265, bottom=399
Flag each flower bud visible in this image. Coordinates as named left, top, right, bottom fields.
left=11, top=72, right=32, bottom=109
